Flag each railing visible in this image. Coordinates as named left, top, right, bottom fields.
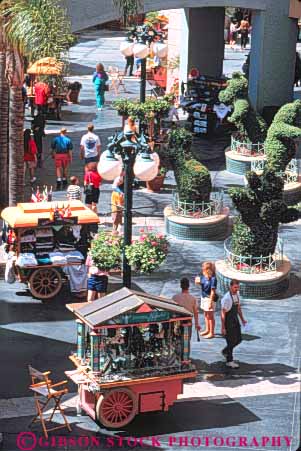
left=251, top=159, right=299, bottom=184
left=172, top=191, right=223, bottom=218
left=224, top=237, right=284, bottom=274
left=231, top=132, right=265, bottom=157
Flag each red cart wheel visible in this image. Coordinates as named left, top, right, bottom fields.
left=96, top=388, right=137, bottom=428
left=28, top=268, right=62, bottom=300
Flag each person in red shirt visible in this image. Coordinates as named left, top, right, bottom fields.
left=23, top=129, right=38, bottom=184
left=84, top=161, right=102, bottom=212
left=34, top=80, right=50, bottom=114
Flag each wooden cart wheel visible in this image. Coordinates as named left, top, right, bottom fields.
left=96, top=388, right=137, bottom=429
left=28, top=268, right=62, bottom=300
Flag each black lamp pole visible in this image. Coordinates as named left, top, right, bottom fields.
left=122, top=149, right=135, bottom=288
left=140, top=57, right=147, bottom=104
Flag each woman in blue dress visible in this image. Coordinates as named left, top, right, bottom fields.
left=92, top=63, right=108, bottom=110
left=195, top=261, right=217, bottom=338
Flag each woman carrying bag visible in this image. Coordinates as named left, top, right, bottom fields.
left=92, top=63, right=109, bottom=111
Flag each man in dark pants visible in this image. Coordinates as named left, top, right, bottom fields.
left=124, top=55, right=134, bottom=76
left=221, top=279, right=247, bottom=368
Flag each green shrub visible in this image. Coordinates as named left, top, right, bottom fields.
left=219, top=72, right=267, bottom=143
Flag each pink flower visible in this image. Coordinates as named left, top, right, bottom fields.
left=139, top=235, right=146, bottom=241
left=139, top=228, right=145, bottom=233
left=151, top=241, right=158, bottom=246
left=157, top=234, right=164, bottom=239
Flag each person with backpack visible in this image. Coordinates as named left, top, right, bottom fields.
left=80, top=124, right=101, bottom=164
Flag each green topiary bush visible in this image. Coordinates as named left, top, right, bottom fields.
left=219, top=72, right=267, bottom=143
left=178, top=160, right=211, bottom=203
left=229, top=170, right=298, bottom=256
left=265, top=99, right=301, bottom=172
left=159, top=127, right=212, bottom=203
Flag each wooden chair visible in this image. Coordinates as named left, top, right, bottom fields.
left=28, top=365, right=72, bottom=439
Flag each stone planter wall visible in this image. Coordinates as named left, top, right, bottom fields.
left=164, top=205, right=230, bottom=241
left=215, top=256, right=291, bottom=299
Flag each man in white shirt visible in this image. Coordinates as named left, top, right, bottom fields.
left=221, top=279, right=247, bottom=369
left=80, top=124, right=101, bottom=164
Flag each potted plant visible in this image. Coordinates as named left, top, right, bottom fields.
left=125, top=230, right=169, bottom=273
left=67, top=81, right=82, bottom=104
left=146, top=166, right=167, bottom=192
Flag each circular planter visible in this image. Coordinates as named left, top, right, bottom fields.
left=146, top=175, right=165, bottom=192
left=215, top=256, right=291, bottom=299
left=283, top=181, right=301, bottom=205
left=164, top=205, right=230, bottom=241
left=225, top=147, right=266, bottom=175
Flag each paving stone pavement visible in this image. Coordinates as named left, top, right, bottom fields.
left=1, top=29, right=301, bottom=451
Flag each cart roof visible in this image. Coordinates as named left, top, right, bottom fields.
left=27, top=57, right=64, bottom=75
left=67, top=287, right=192, bottom=328
left=1, top=201, right=99, bottom=228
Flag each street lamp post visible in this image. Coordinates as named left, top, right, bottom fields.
left=120, top=24, right=162, bottom=104
left=98, top=132, right=159, bottom=288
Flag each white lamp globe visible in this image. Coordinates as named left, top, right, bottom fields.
left=98, top=151, right=122, bottom=181
left=133, top=43, right=149, bottom=59
left=151, top=152, right=160, bottom=167
left=153, top=42, right=168, bottom=58
left=120, top=41, right=134, bottom=57
left=134, top=154, right=158, bottom=181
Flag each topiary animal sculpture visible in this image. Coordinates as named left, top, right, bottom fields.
left=162, top=127, right=212, bottom=203
left=219, top=72, right=267, bottom=143
left=229, top=170, right=299, bottom=257
left=265, top=99, right=301, bottom=173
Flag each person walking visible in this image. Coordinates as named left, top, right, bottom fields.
left=229, top=21, right=238, bottom=48
left=239, top=16, right=250, bottom=50
left=80, top=124, right=101, bottom=164
left=173, top=278, right=201, bottom=336
left=23, top=129, right=37, bottom=184
left=195, top=261, right=217, bottom=339
left=67, top=176, right=82, bottom=201
left=32, top=113, right=46, bottom=168
left=86, top=252, right=109, bottom=301
left=84, top=162, right=102, bottom=212
left=92, top=63, right=109, bottom=111
left=221, top=279, right=247, bottom=369
left=51, top=128, right=73, bottom=190
left=124, top=54, right=134, bottom=76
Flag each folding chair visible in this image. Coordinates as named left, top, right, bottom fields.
left=28, top=365, right=72, bottom=439
left=108, top=66, right=126, bottom=95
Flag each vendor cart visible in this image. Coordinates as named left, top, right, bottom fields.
left=1, top=201, right=99, bottom=300
left=27, top=57, right=67, bottom=120
left=66, top=288, right=197, bottom=429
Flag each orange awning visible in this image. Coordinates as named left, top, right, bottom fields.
left=27, top=57, right=64, bottom=76
left=1, top=201, right=99, bottom=228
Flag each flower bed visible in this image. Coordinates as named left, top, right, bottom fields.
left=231, top=132, right=265, bottom=157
